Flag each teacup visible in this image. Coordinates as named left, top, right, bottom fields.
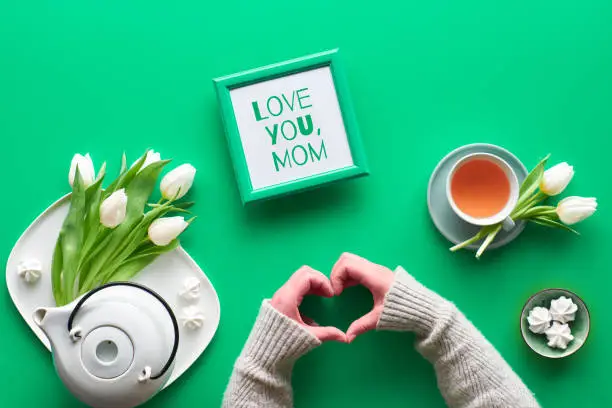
left=446, top=153, right=519, bottom=231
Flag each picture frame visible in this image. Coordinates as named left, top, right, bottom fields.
left=214, top=49, right=369, bottom=204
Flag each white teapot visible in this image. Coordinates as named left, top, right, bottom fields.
left=33, top=282, right=179, bottom=408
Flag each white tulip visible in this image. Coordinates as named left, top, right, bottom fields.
left=540, top=162, right=574, bottom=196
left=99, top=189, right=128, bottom=228
left=556, top=196, right=597, bottom=225
left=160, top=164, right=196, bottom=200
left=148, top=216, right=188, bottom=246
left=69, top=153, right=96, bottom=188
left=131, top=150, right=161, bottom=171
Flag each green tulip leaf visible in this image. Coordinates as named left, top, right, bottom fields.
left=56, top=168, right=87, bottom=304
left=51, top=235, right=64, bottom=305
left=96, top=162, right=107, bottom=181
left=120, top=152, right=127, bottom=174
left=517, top=205, right=556, bottom=219
left=107, top=240, right=179, bottom=283
left=125, top=159, right=170, bottom=215
left=531, top=216, right=580, bottom=235
left=516, top=154, right=550, bottom=208
left=98, top=204, right=173, bottom=283
left=173, top=201, right=195, bottom=210
left=77, top=228, right=113, bottom=292
left=105, top=151, right=149, bottom=196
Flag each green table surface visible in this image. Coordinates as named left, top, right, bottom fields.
left=1, top=1, right=610, bottom=407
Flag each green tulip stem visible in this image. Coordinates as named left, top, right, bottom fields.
left=475, top=224, right=502, bottom=259
left=450, top=229, right=489, bottom=252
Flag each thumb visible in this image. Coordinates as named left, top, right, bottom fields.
left=309, top=326, right=348, bottom=343
left=346, top=310, right=379, bottom=343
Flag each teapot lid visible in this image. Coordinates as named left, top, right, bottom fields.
left=67, top=282, right=179, bottom=381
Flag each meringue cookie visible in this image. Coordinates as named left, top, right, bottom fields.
left=550, top=296, right=578, bottom=324
left=179, top=277, right=201, bottom=301
left=545, top=321, right=574, bottom=349
left=17, top=259, right=42, bottom=284
left=527, top=307, right=552, bottom=334
left=180, top=306, right=205, bottom=330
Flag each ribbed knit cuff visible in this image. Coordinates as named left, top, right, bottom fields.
left=241, top=300, right=321, bottom=369
left=377, top=266, right=453, bottom=336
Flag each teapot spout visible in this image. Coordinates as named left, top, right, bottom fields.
left=33, top=307, right=49, bottom=328
left=33, top=306, right=71, bottom=340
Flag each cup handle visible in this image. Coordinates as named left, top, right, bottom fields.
left=501, top=216, right=516, bottom=232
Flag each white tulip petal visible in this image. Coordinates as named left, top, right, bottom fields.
left=160, top=164, right=196, bottom=200
left=540, top=162, right=574, bottom=196
left=556, top=197, right=597, bottom=225
left=69, top=153, right=96, bottom=188
left=131, top=150, right=162, bottom=171
left=148, top=216, right=189, bottom=246
left=100, top=189, right=128, bottom=228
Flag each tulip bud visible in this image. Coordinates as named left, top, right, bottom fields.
left=556, top=196, right=597, bottom=225
left=540, top=162, right=574, bottom=196
left=148, top=216, right=189, bottom=246
left=131, top=150, right=161, bottom=171
left=160, top=164, right=196, bottom=200
left=99, top=189, right=128, bottom=228
left=69, top=153, right=96, bottom=188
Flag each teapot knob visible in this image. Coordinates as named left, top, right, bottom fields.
left=67, top=281, right=179, bottom=381
left=138, top=366, right=152, bottom=383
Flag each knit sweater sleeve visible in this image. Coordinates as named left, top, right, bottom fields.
left=222, top=300, right=320, bottom=408
left=377, top=267, right=539, bottom=408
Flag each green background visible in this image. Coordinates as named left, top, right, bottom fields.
left=0, top=1, right=610, bottom=407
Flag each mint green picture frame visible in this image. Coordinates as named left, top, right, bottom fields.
left=213, top=49, right=369, bottom=204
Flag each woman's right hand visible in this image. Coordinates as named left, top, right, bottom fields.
left=330, top=253, right=395, bottom=342
left=270, top=265, right=348, bottom=343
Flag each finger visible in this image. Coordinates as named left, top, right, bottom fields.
left=330, top=252, right=371, bottom=295
left=307, top=275, right=334, bottom=298
left=300, top=313, right=319, bottom=327
left=292, top=266, right=334, bottom=300
left=346, top=310, right=379, bottom=343
left=309, top=326, right=348, bottom=343
left=330, top=254, right=352, bottom=295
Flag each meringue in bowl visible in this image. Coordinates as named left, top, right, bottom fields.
left=520, top=288, right=590, bottom=359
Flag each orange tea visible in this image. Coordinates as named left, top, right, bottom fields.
left=450, top=159, right=511, bottom=218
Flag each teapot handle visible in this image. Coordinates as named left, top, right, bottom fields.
left=67, top=281, right=180, bottom=381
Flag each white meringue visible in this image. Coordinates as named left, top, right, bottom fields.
left=179, top=277, right=201, bottom=301
left=180, top=306, right=205, bottom=330
left=527, top=307, right=552, bottom=334
left=545, top=321, right=574, bottom=349
left=17, top=259, right=42, bottom=284
left=550, top=296, right=578, bottom=324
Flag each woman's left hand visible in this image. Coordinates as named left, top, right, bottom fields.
left=270, top=266, right=348, bottom=343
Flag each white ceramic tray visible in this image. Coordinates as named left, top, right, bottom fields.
left=5, top=195, right=220, bottom=387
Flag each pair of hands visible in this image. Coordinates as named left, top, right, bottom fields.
left=270, top=253, right=395, bottom=343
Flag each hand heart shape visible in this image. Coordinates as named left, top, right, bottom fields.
left=270, top=253, right=395, bottom=343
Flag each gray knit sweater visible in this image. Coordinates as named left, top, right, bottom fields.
left=223, top=267, right=539, bottom=407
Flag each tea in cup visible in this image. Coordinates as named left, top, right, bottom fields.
left=446, top=153, right=519, bottom=230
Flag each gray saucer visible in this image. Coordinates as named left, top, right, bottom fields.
left=427, top=143, right=528, bottom=250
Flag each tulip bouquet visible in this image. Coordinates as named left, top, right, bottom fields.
left=451, top=155, right=597, bottom=259
left=52, top=151, right=197, bottom=305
